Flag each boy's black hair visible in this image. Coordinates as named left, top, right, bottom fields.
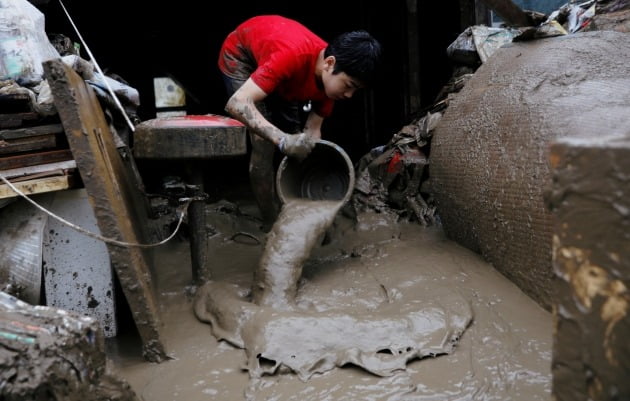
left=325, top=30, right=382, bottom=86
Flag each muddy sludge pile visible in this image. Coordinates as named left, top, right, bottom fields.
left=0, top=291, right=138, bottom=401
left=193, top=141, right=473, bottom=381
left=193, top=210, right=473, bottom=381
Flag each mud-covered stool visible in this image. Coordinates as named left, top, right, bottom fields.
left=133, top=114, right=247, bottom=284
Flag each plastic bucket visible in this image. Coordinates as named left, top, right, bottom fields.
left=276, top=140, right=355, bottom=205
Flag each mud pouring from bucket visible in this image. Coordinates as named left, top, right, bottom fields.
left=193, top=139, right=472, bottom=380
left=252, top=140, right=356, bottom=309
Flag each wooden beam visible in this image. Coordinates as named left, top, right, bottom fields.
left=43, top=59, right=168, bottom=362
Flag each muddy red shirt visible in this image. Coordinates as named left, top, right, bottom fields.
left=218, top=15, right=334, bottom=117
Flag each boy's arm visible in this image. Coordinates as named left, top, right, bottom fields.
left=224, top=77, right=286, bottom=146
left=225, top=77, right=315, bottom=159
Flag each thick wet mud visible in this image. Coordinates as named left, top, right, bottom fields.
left=194, top=199, right=472, bottom=381
left=107, top=202, right=551, bottom=400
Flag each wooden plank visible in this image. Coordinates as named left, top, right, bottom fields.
left=43, top=59, right=168, bottom=362
left=0, top=134, right=57, bottom=154
left=0, top=124, right=64, bottom=140
left=0, top=175, right=73, bottom=199
left=0, top=112, right=41, bottom=129
left=9, top=169, right=67, bottom=183
left=0, top=149, right=73, bottom=170
left=0, top=160, right=76, bottom=180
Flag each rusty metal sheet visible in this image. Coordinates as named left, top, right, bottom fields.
left=43, top=59, right=167, bottom=362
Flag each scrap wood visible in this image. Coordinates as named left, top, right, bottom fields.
left=0, top=148, right=73, bottom=170
left=0, top=123, right=64, bottom=140
left=4, top=168, right=73, bottom=183
left=0, top=159, right=76, bottom=180
left=0, top=111, right=41, bottom=129
left=0, top=134, right=57, bottom=154
left=0, top=174, right=76, bottom=199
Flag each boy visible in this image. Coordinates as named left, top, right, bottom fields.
left=219, top=15, right=382, bottom=227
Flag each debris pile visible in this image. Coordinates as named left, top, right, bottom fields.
left=346, top=67, right=474, bottom=227
left=348, top=0, right=630, bottom=228
left=349, top=110, right=440, bottom=227
left=448, top=0, right=630, bottom=69
left=0, top=0, right=77, bottom=206
left=0, top=291, right=138, bottom=401
left=0, top=0, right=140, bottom=209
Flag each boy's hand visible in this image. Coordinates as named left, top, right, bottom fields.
left=278, top=133, right=316, bottom=160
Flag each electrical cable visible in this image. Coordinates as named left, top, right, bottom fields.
left=57, top=0, right=136, bottom=133
left=0, top=173, right=191, bottom=248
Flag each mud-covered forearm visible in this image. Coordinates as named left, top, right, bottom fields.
left=225, top=96, right=285, bottom=146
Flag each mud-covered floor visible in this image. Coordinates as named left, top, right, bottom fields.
left=105, top=189, right=552, bottom=401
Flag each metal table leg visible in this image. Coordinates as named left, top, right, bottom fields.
left=186, top=162, right=209, bottom=284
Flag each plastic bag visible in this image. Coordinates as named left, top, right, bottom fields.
left=446, top=27, right=480, bottom=67
left=0, top=0, right=60, bottom=86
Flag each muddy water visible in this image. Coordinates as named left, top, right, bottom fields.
left=194, top=199, right=472, bottom=381
left=107, top=204, right=551, bottom=400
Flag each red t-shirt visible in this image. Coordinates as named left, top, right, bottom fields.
left=218, top=15, right=334, bottom=117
